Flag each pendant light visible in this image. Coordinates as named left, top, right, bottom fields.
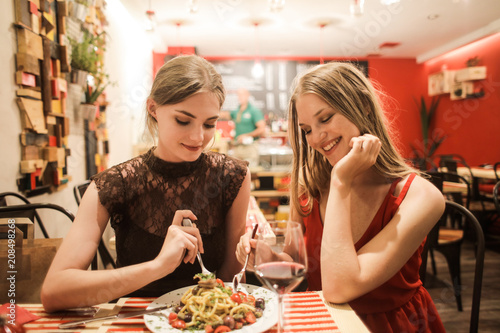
left=319, top=23, right=326, bottom=64
left=350, top=0, right=364, bottom=17
left=251, top=22, right=264, bottom=79
left=145, top=0, right=156, bottom=31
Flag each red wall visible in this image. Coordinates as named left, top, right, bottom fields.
left=420, top=33, right=500, bottom=166
left=367, top=58, right=425, bottom=159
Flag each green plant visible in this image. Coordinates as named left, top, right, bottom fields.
left=410, top=96, right=446, bottom=169
left=69, top=30, right=104, bottom=75
left=69, top=29, right=113, bottom=104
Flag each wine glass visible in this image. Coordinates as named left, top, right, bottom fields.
left=254, top=221, right=307, bottom=333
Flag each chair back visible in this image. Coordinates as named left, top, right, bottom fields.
left=493, top=181, right=500, bottom=214
left=493, top=162, right=500, bottom=182
left=427, top=171, right=471, bottom=209
left=74, top=180, right=91, bottom=205
left=421, top=201, right=485, bottom=333
left=73, top=181, right=116, bottom=270
left=0, top=192, right=53, bottom=238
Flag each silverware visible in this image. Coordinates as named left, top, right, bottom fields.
left=232, top=223, right=259, bottom=291
left=58, top=305, right=171, bottom=329
left=182, top=218, right=213, bottom=276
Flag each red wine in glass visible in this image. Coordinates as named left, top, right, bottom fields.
left=255, top=262, right=306, bottom=294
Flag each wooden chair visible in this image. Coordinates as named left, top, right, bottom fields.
left=74, top=181, right=116, bottom=269
left=421, top=201, right=485, bottom=333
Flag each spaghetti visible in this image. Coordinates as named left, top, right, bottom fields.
left=168, top=277, right=265, bottom=331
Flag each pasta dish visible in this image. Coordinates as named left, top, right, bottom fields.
left=167, top=275, right=266, bottom=332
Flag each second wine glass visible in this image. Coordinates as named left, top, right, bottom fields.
left=254, top=221, right=307, bottom=333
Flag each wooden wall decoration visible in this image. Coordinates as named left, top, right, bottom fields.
left=13, top=0, right=110, bottom=196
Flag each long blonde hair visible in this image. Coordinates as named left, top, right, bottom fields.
left=288, top=62, right=417, bottom=216
left=146, top=55, right=225, bottom=140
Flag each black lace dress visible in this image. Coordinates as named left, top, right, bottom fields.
left=91, top=148, right=248, bottom=296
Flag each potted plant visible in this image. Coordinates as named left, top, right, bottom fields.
left=410, top=96, right=446, bottom=170
left=69, top=29, right=103, bottom=87
left=69, top=29, right=111, bottom=121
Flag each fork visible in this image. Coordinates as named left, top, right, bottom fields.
left=232, top=223, right=259, bottom=291
left=182, top=218, right=213, bottom=276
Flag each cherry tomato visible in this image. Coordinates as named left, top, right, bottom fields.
left=237, top=291, right=247, bottom=303
left=168, top=312, right=177, bottom=323
left=246, top=295, right=256, bottom=304
left=230, top=293, right=243, bottom=304
left=245, top=311, right=257, bottom=324
left=235, top=321, right=243, bottom=329
left=216, top=278, right=225, bottom=287
left=171, top=319, right=186, bottom=329
left=214, top=325, right=232, bottom=333
left=205, top=324, right=214, bottom=333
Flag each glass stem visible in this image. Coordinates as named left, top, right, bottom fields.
left=277, top=293, right=285, bottom=333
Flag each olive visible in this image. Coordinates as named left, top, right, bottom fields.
left=174, top=305, right=183, bottom=313
left=223, top=315, right=235, bottom=329
left=184, top=313, right=193, bottom=322
left=255, top=298, right=265, bottom=309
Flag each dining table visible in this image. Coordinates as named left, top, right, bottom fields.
left=16, top=292, right=370, bottom=333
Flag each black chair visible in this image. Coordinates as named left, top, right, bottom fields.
left=421, top=201, right=485, bottom=333
left=494, top=162, right=500, bottom=182
left=493, top=181, right=500, bottom=214
left=427, top=171, right=471, bottom=210
left=0, top=192, right=50, bottom=238
left=436, top=155, right=484, bottom=207
left=74, top=181, right=116, bottom=269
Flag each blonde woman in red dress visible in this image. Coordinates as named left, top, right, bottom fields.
left=237, top=62, right=446, bottom=332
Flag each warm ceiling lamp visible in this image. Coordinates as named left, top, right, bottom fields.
left=251, top=22, right=264, bottom=79
left=268, top=0, right=285, bottom=12
left=145, top=0, right=156, bottom=31
left=188, top=0, right=199, bottom=14
left=319, top=23, right=326, bottom=64
left=380, top=0, right=400, bottom=5
left=350, top=0, right=364, bottom=17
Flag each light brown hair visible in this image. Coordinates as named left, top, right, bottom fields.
left=146, top=55, right=225, bottom=139
left=288, top=62, right=417, bottom=216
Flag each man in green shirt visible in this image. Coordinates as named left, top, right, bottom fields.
left=230, top=88, right=265, bottom=143
left=221, top=88, right=266, bottom=167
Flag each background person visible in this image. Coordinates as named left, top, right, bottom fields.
left=41, top=55, right=251, bottom=312
left=221, top=88, right=265, bottom=168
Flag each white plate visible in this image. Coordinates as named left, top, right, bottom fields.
left=144, top=283, right=278, bottom=333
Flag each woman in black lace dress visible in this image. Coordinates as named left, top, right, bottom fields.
left=42, top=55, right=251, bottom=312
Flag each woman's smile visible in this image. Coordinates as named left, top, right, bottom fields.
left=322, top=137, right=341, bottom=153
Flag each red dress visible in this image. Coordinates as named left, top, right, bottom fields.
left=303, top=174, right=445, bottom=333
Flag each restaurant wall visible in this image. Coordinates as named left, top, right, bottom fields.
left=0, top=0, right=152, bottom=240
left=367, top=58, right=425, bottom=159
left=0, top=0, right=82, bottom=238
left=421, top=33, right=500, bottom=166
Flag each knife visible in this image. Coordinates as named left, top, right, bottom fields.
left=58, top=305, right=172, bottom=329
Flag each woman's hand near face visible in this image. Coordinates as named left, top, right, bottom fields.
left=332, top=134, right=381, bottom=185
left=154, top=210, right=203, bottom=277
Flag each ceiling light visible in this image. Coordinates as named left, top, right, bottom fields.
left=380, top=0, right=400, bottom=4
left=188, top=0, right=199, bottom=14
left=144, top=0, right=156, bottom=31
left=268, top=0, right=285, bottom=12
left=252, top=22, right=264, bottom=79
left=350, top=0, right=364, bottom=17
left=252, top=61, right=264, bottom=79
